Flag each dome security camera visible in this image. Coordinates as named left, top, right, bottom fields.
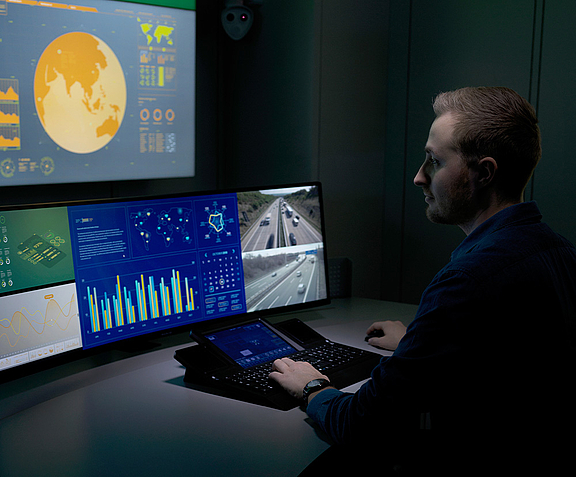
left=221, top=5, right=254, bottom=40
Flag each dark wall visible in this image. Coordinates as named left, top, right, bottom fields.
left=382, top=0, right=576, bottom=303
left=316, top=1, right=388, bottom=300
left=220, top=0, right=389, bottom=299
left=218, top=1, right=317, bottom=187
left=534, top=1, right=576, bottom=241
left=384, top=0, right=542, bottom=303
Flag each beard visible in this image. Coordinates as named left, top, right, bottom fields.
left=424, top=169, right=478, bottom=226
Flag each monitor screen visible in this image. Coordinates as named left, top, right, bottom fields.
left=0, top=183, right=330, bottom=374
left=0, top=0, right=196, bottom=186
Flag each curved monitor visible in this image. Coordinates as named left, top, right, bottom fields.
left=0, top=0, right=196, bottom=186
left=0, top=182, right=330, bottom=377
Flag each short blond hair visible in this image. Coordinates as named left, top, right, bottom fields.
left=433, top=87, right=541, bottom=201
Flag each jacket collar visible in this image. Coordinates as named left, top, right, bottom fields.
left=451, top=201, right=542, bottom=260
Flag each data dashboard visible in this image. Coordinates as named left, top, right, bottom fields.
left=0, top=0, right=196, bottom=185
left=0, top=184, right=328, bottom=373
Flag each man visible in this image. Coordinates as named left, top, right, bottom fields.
left=270, top=87, right=576, bottom=471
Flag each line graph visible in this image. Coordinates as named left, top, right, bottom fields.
left=0, top=78, right=20, bottom=150
left=0, top=283, right=82, bottom=368
left=0, top=79, right=19, bottom=101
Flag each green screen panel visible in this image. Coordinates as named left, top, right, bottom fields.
left=0, top=207, right=74, bottom=294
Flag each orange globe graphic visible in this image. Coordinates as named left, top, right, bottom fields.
left=34, top=32, right=126, bottom=154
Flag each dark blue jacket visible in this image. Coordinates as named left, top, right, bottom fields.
left=308, top=202, right=576, bottom=462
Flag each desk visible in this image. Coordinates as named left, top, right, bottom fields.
left=0, top=298, right=417, bottom=477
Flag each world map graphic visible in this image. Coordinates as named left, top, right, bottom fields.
left=130, top=206, right=194, bottom=252
left=34, top=32, right=127, bottom=154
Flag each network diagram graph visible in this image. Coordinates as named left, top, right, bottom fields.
left=196, top=197, right=237, bottom=246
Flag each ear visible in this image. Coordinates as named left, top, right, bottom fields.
left=476, top=157, right=498, bottom=188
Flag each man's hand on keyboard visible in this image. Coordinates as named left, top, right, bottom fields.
left=269, top=358, right=329, bottom=400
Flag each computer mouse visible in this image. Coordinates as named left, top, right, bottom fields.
left=365, top=329, right=384, bottom=341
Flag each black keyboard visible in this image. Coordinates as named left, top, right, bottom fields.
left=225, top=342, right=375, bottom=394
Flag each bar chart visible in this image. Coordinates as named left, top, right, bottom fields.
left=82, top=264, right=200, bottom=337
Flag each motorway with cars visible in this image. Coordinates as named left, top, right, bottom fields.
left=244, top=253, right=322, bottom=312
left=241, top=198, right=322, bottom=252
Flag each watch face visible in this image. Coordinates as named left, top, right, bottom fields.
left=303, top=379, right=330, bottom=400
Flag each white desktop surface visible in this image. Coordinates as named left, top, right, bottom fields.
left=0, top=298, right=417, bottom=477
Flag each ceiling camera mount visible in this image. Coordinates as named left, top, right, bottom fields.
left=221, top=0, right=262, bottom=40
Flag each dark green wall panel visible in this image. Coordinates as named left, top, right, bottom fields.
left=385, top=0, right=540, bottom=303
left=532, top=1, right=576, bottom=243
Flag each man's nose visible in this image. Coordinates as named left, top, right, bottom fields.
left=413, top=162, right=429, bottom=187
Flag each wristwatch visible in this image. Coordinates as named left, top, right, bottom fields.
left=302, top=378, right=331, bottom=402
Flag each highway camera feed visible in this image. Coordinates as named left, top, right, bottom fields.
left=238, top=186, right=328, bottom=312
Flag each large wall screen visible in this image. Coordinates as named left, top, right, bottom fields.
left=0, top=0, right=196, bottom=186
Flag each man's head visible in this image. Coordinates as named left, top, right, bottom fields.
left=414, top=87, right=541, bottom=233
left=432, top=86, right=541, bottom=202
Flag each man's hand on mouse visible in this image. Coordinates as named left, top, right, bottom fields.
left=366, top=321, right=407, bottom=351
left=269, top=358, right=330, bottom=400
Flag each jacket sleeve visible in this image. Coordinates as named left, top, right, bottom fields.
left=304, top=269, right=482, bottom=444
